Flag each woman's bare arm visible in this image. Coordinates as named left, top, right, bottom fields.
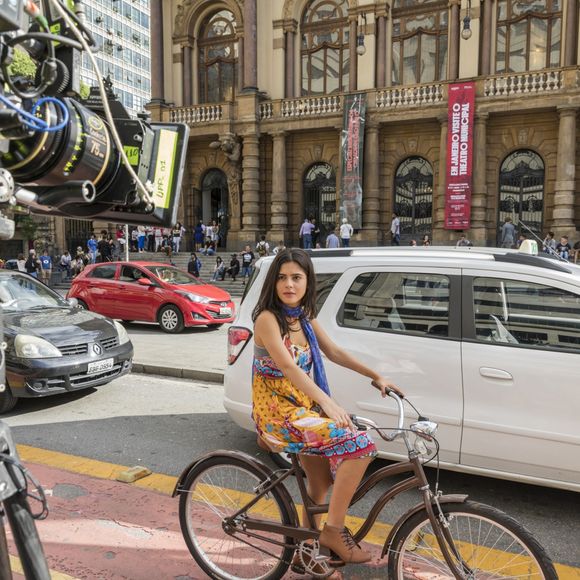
left=311, top=319, right=404, bottom=397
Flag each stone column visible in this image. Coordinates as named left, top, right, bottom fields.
left=376, top=12, right=387, bottom=87
left=448, top=0, right=461, bottom=80
left=363, top=122, right=381, bottom=244
left=269, top=132, right=288, bottom=243
left=149, top=0, right=165, bottom=104
left=434, top=113, right=449, bottom=238
left=237, top=34, right=245, bottom=94
left=241, top=134, right=261, bottom=240
left=284, top=24, right=296, bottom=98
left=564, top=0, right=578, bottom=66
left=182, top=42, right=193, bottom=106
left=471, top=113, right=489, bottom=242
left=553, top=106, right=578, bottom=236
left=480, top=0, right=494, bottom=75
left=349, top=16, right=358, bottom=91
left=243, top=0, right=258, bottom=91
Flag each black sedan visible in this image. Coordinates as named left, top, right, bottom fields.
left=0, top=271, right=133, bottom=413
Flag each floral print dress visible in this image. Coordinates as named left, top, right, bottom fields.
left=252, top=337, right=377, bottom=478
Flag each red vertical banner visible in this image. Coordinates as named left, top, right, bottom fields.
left=444, top=82, right=475, bottom=230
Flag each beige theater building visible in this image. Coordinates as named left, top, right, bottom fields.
left=147, top=0, right=580, bottom=249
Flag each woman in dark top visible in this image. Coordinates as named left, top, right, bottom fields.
left=187, top=253, right=201, bottom=277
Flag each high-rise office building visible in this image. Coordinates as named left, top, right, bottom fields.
left=80, top=0, right=151, bottom=114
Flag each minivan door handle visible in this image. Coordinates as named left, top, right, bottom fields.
left=479, top=367, right=513, bottom=380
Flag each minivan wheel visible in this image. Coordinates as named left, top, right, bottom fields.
left=158, top=305, right=184, bottom=333
left=0, top=385, right=18, bottom=414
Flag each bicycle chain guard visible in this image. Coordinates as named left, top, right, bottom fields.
left=297, top=540, right=333, bottom=578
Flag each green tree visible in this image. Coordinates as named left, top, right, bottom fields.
left=7, top=47, right=36, bottom=79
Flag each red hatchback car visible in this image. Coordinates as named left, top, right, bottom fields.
left=67, top=262, right=235, bottom=333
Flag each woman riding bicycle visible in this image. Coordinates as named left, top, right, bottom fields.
left=252, top=248, right=404, bottom=566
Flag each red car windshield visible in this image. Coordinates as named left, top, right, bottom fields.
left=146, top=266, right=201, bottom=285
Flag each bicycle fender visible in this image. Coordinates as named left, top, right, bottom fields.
left=172, top=449, right=273, bottom=497
left=380, top=494, right=469, bottom=559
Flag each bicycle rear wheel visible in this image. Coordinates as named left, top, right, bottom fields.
left=388, top=501, right=557, bottom=580
left=178, top=455, right=296, bottom=580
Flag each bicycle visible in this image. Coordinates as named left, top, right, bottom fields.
left=174, top=390, right=557, bottom=579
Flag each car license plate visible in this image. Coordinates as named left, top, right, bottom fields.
left=220, top=307, right=232, bottom=316
left=87, top=358, right=114, bottom=374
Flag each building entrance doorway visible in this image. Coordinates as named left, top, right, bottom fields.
left=303, top=162, right=337, bottom=243
left=201, top=169, right=229, bottom=247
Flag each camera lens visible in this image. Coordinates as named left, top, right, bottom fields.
left=1, top=98, right=118, bottom=191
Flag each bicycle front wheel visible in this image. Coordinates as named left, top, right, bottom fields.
left=179, top=455, right=296, bottom=580
left=388, top=500, right=557, bottom=580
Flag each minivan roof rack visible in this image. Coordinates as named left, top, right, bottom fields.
left=305, top=246, right=574, bottom=274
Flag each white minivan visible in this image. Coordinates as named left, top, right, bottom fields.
left=224, top=246, right=580, bottom=492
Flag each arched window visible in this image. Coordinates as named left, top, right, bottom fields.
left=301, top=0, right=350, bottom=96
left=303, top=163, right=337, bottom=236
left=495, top=0, right=562, bottom=73
left=394, top=156, right=433, bottom=240
left=497, top=150, right=544, bottom=241
left=391, top=0, right=448, bottom=85
left=198, top=10, right=238, bottom=103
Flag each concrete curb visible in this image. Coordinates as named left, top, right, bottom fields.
left=131, top=362, right=224, bottom=384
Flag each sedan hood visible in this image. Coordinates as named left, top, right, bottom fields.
left=171, top=283, right=232, bottom=302
left=3, top=308, right=114, bottom=344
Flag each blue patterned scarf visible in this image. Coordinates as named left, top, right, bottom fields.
left=283, top=305, right=331, bottom=396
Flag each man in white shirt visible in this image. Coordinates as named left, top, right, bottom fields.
left=390, top=212, right=401, bottom=246
left=339, top=218, right=353, bottom=247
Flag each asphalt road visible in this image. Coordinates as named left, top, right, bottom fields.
left=3, top=373, right=579, bottom=571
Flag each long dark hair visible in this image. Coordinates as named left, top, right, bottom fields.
left=252, top=248, right=317, bottom=337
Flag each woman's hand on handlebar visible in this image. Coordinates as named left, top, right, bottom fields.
left=321, top=399, right=356, bottom=432
left=372, top=377, right=405, bottom=399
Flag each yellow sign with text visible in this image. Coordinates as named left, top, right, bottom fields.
left=153, top=130, right=178, bottom=210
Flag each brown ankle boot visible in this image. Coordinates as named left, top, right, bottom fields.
left=318, top=524, right=372, bottom=564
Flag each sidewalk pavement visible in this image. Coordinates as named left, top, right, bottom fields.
left=127, top=298, right=242, bottom=384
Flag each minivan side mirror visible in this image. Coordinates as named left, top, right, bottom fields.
left=137, top=278, right=153, bottom=286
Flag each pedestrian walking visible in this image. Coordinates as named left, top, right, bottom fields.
left=251, top=248, right=403, bottom=565
left=172, top=222, right=185, bottom=253
left=39, top=249, right=52, bottom=285
left=25, top=250, right=40, bottom=278
left=311, top=218, right=321, bottom=247
left=137, top=225, right=146, bottom=253
left=256, top=235, right=270, bottom=257
left=339, top=218, right=353, bottom=247
left=326, top=228, right=340, bottom=248
left=241, top=245, right=255, bottom=284
left=500, top=217, right=516, bottom=248
left=227, top=253, right=240, bottom=281
left=194, top=221, right=205, bottom=251
left=187, top=252, right=202, bottom=277
left=154, top=226, right=163, bottom=252
left=87, top=234, right=97, bottom=264
left=390, top=213, right=401, bottom=246
left=16, top=253, right=26, bottom=272
left=59, top=251, right=72, bottom=278
left=299, top=219, right=315, bottom=249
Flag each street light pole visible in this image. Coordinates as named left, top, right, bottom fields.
left=124, top=224, right=129, bottom=261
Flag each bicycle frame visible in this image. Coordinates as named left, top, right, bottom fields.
left=222, top=450, right=470, bottom=578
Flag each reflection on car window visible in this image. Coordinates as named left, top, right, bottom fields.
left=473, top=278, right=580, bottom=351
left=120, top=266, right=149, bottom=283
left=89, top=265, right=117, bottom=279
left=147, top=266, right=199, bottom=285
left=316, top=274, right=341, bottom=314
left=0, top=274, right=67, bottom=311
left=338, top=272, right=450, bottom=337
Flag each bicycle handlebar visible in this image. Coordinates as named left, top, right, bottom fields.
left=351, top=390, right=406, bottom=442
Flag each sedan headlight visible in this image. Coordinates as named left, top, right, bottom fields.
left=14, top=335, right=62, bottom=359
left=176, top=291, right=210, bottom=304
left=113, top=321, right=131, bottom=345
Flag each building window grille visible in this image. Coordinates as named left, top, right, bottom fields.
left=495, top=0, right=562, bottom=73
left=303, top=162, right=337, bottom=235
left=301, top=0, right=349, bottom=96
left=394, top=156, right=433, bottom=241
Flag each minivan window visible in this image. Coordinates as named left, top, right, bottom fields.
left=316, top=273, right=341, bottom=313
left=473, top=277, right=580, bottom=351
left=88, top=265, right=117, bottom=279
left=338, top=272, right=450, bottom=337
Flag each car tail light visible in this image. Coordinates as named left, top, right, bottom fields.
left=228, top=326, right=253, bottom=365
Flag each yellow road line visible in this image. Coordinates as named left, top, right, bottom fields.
left=9, top=555, right=80, bottom=580
left=17, top=444, right=580, bottom=579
